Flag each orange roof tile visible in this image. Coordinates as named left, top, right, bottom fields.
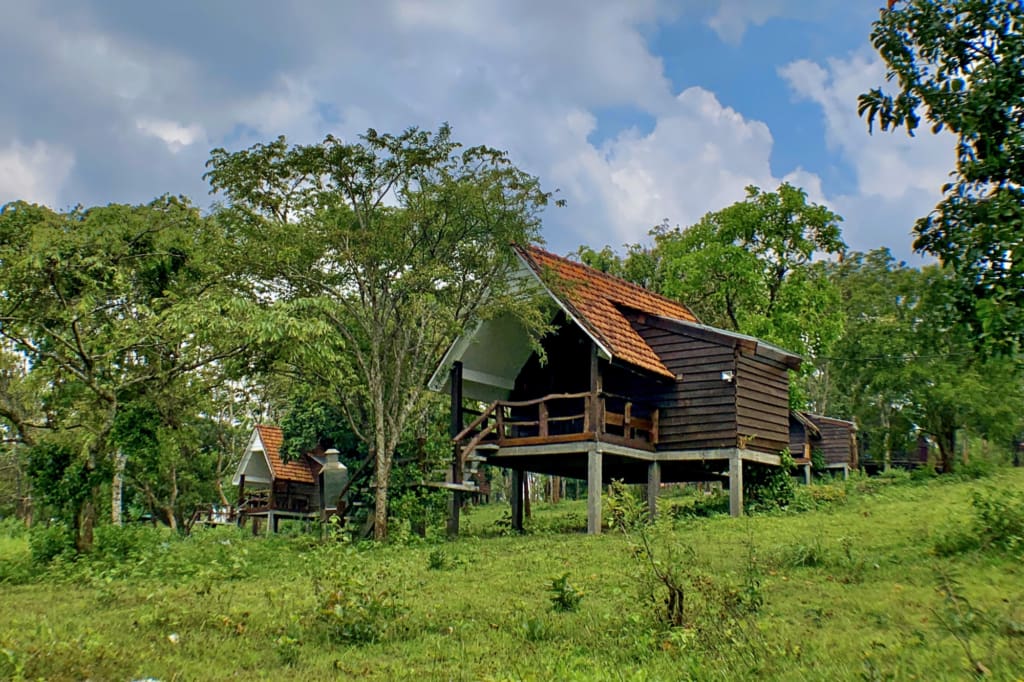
left=516, top=245, right=698, bottom=378
left=255, top=424, right=317, bottom=485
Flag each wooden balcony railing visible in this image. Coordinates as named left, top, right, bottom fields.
left=453, top=392, right=659, bottom=465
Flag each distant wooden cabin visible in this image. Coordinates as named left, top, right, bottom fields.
left=789, top=411, right=858, bottom=479
left=429, top=245, right=802, bottom=534
left=232, top=425, right=349, bottom=531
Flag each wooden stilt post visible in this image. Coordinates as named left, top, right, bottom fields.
left=524, top=473, right=532, bottom=519
left=447, top=361, right=464, bottom=538
left=729, top=451, right=743, bottom=517
left=590, top=343, right=602, bottom=437
left=511, top=469, right=524, bottom=531
left=647, top=461, right=660, bottom=521
left=587, top=447, right=602, bottom=534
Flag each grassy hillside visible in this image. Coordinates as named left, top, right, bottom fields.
left=2, top=469, right=1023, bottom=681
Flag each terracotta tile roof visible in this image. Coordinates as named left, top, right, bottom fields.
left=255, top=424, right=317, bottom=485
left=516, top=245, right=699, bottom=378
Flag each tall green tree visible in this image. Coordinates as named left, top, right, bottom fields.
left=651, top=183, right=846, bottom=359
left=0, top=198, right=255, bottom=547
left=822, top=249, right=930, bottom=468
left=205, top=125, right=555, bottom=540
left=859, top=0, right=1024, bottom=353
left=822, top=251, right=1023, bottom=472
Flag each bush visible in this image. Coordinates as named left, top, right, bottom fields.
left=92, top=524, right=162, bottom=563
left=744, top=455, right=797, bottom=512
left=317, top=574, right=404, bottom=644
left=549, top=573, right=584, bottom=612
left=28, top=524, right=75, bottom=565
left=666, top=492, right=730, bottom=519
left=932, top=486, right=1024, bottom=556
left=972, top=487, right=1024, bottom=552
left=955, top=457, right=997, bottom=481
left=0, top=516, right=27, bottom=538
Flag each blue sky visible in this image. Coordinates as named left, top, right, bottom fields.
left=0, top=0, right=954, bottom=261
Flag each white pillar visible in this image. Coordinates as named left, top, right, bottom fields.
left=804, top=463, right=812, bottom=486
left=729, top=452, right=743, bottom=517
left=587, top=448, right=602, bottom=534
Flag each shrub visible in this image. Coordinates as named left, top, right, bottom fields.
left=92, top=524, right=162, bottom=563
left=549, top=573, right=584, bottom=612
left=783, top=539, right=828, bottom=568
left=932, top=486, right=1024, bottom=556
left=744, top=457, right=797, bottom=512
left=317, top=575, right=404, bottom=644
left=28, top=524, right=75, bottom=565
left=666, top=492, right=730, bottom=519
left=971, top=487, right=1024, bottom=552
left=0, top=516, right=27, bottom=538
left=427, top=547, right=449, bottom=570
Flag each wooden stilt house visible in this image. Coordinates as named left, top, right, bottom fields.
left=232, top=425, right=351, bottom=532
left=789, top=411, right=858, bottom=480
left=429, top=245, right=802, bottom=534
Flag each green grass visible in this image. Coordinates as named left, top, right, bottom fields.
left=2, top=470, right=1024, bottom=680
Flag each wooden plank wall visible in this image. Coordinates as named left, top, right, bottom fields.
left=789, top=418, right=812, bottom=459
left=807, top=416, right=855, bottom=466
left=735, top=353, right=790, bottom=455
left=633, top=322, right=738, bottom=451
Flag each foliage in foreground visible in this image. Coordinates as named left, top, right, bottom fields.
left=861, top=0, right=1024, bottom=353
left=2, top=462, right=1024, bottom=680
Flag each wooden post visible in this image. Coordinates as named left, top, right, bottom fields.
left=524, top=473, right=531, bottom=518
left=647, top=461, right=660, bottom=521
left=539, top=401, right=548, bottom=438
left=450, top=361, right=464, bottom=438
left=651, top=409, right=659, bottom=445
left=237, top=474, right=245, bottom=510
left=729, top=451, right=743, bottom=517
left=511, top=469, right=524, bottom=531
left=448, top=361, right=464, bottom=538
left=587, top=447, right=602, bottom=534
left=590, top=343, right=602, bottom=437
left=624, top=402, right=632, bottom=440
left=496, top=405, right=505, bottom=442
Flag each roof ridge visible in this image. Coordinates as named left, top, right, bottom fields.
left=519, top=243, right=696, bottom=317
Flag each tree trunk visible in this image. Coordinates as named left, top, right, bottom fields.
left=880, top=403, right=892, bottom=472
left=111, top=449, right=127, bottom=526
left=373, top=442, right=390, bottom=541
left=168, top=464, right=179, bottom=531
left=937, top=430, right=956, bottom=473
left=77, top=495, right=96, bottom=553
left=374, top=469, right=388, bottom=541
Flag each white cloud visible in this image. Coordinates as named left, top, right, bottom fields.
left=0, top=140, right=74, bottom=206
left=548, top=87, right=781, bottom=246
left=136, top=118, right=205, bottom=152
left=778, top=52, right=956, bottom=255
left=707, top=0, right=791, bottom=44
left=0, top=0, right=948, bottom=261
